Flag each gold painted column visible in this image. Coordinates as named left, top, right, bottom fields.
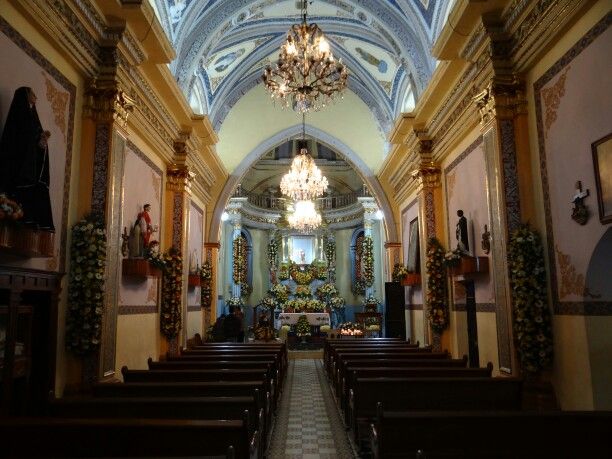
left=164, top=162, right=194, bottom=355
left=81, top=35, right=135, bottom=381
left=203, top=242, right=220, bottom=330
left=473, top=77, right=525, bottom=375
left=411, top=135, right=446, bottom=350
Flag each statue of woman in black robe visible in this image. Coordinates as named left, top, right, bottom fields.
left=0, top=87, right=54, bottom=231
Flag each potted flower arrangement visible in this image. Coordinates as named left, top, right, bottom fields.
left=392, top=263, right=409, bottom=282
left=294, top=285, right=312, bottom=298
left=508, top=224, right=553, bottom=374
left=363, top=295, right=380, bottom=312
left=444, top=248, right=463, bottom=268
left=295, top=314, right=311, bottom=343
left=65, top=215, right=106, bottom=355
left=278, top=263, right=290, bottom=281
left=270, top=283, right=289, bottom=304
left=290, top=262, right=314, bottom=285
left=226, top=296, right=244, bottom=310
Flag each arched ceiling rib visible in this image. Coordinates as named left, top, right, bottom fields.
left=153, top=0, right=449, bottom=135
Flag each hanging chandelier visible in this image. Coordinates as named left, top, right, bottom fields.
left=280, top=114, right=329, bottom=201
left=262, top=0, right=348, bottom=113
left=288, top=200, right=322, bottom=232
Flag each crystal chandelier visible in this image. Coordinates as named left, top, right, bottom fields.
left=288, top=200, right=322, bottom=232
left=280, top=114, right=329, bottom=201
left=262, top=0, right=348, bottom=113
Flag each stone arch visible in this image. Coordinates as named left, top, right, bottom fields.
left=209, top=125, right=398, bottom=243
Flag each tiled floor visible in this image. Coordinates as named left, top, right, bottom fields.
left=268, top=359, right=357, bottom=458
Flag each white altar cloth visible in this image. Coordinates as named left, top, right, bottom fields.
left=278, top=312, right=330, bottom=326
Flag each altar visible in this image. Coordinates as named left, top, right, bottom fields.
left=278, top=312, right=330, bottom=327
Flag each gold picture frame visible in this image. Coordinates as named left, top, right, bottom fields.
left=592, top=133, right=612, bottom=224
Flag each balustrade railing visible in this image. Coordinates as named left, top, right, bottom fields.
left=245, top=190, right=361, bottom=210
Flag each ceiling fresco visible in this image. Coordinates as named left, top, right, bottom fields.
left=152, top=0, right=450, bottom=134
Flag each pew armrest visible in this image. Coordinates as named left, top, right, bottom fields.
left=249, top=429, right=260, bottom=459
left=348, top=389, right=355, bottom=432
left=370, top=423, right=379, bottom=459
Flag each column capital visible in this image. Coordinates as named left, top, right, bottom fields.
left=166, top=165, right=195, bottom=194
left=173, top=131, right=192, bottom=164
left=473, top=76, right=526, bottom=125
left=411, top=161, right=441, bottom=190
left=83, top=79, right=135, bottom=125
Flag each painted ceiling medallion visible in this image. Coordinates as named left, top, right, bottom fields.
left=262, top=0, right=348, bottom=113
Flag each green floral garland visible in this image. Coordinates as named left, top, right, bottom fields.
left=324, top=236, right=336, bottom=267
left=425, top=238, right=449, bottom=332
left=296, top=314, right=311, bottom=336
left=65, top=216, right=106, bottom=355
left=199, top=260, right=212, bottom=308
left=267, top=234, right=279, bottom=269
left=232, top=235, right=251, bottom=297
left=508, top=225, right=553, bottom=374
left=362, top=235, right=374, bottom=287
left=160, top=248, right=183, bottom=338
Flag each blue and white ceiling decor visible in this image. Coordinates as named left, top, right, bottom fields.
left=152, top=0, right=450, bottom=134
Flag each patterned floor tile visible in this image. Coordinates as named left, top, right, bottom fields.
left=267, top=359, right=358, bottom=458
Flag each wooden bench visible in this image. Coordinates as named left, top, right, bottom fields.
left=330, top=351, right=449, bottom=384
left=48, top=396, right=265, bottom=458
left=335, top=356, right=468, bottom=397
left=0, top=417, right=257, bottom=458
left=325, top=343, right=423, bottom=372
left=348, top=377, right=523, bottom=442
left=369, top=407, right=612, bottom=458
left=339, top=364, right=493, bottom=412
left=323, top=338, right=407, bottom=362
left=190, top=343, right=287, bottom=366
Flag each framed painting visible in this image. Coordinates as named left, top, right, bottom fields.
left=406, top=217, right=420, bottom=273
left=592, top=133, right=612, bottom=224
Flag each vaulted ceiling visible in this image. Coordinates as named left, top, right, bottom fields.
left=151, top=0, right=451, bottom=135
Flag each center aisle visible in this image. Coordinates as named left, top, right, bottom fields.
left=268, top=359, right=357, bottom=458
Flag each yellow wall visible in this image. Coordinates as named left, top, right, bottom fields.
left=217, top=85, right=386, bottom=174
left=525, top=1, right=610, bottom=410
left=115, top=314, right=161, bottom=376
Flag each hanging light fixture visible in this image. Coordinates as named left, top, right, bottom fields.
left=288, top=199, right=322, bottom=232
left=280, top=114, right=329, bottom=201
left=262, top=0, right=348, bottom=113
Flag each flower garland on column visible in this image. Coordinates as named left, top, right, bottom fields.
left=352, top=234, right=365, bottom=295
left=65, top=216, right=106, bottom=355
left=160, top=247, right=183, bottom=338
left=362, top=235, right=374, bottom=287
left=425, top=237, right=449, bottom=332
left=199, top=260, right=213, bottom=308
left=324, top=236, right=336, bottom=282
left=267, top=233, right=279, bottom=283
left=233, top=234, right=251, bottom=296
left=508, top=224, right=553, bottom=374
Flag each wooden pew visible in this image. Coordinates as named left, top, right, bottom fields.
left=0, top=417, right=257, bottom=458
left=121, top=367, right=276, bottom=408
left=48, top=396, right=265, bottom=458
left=190, top=343, right=287, bottom=366
left=369, top=406, right=612, bottom=458
left=92, top=381, right=271, bottom=434
left=324, top=338, right=413, bottom=363
left=339, top=364, right=493, bottom=412
left=148, top=358, right=280, bottom=394
left=348, top=377, right=523, bottom=442
left=325, top=343, right=425, bottom=373
left=330, top=351, right=449, bottom=384
left=335, top=356, right=468, bottom=397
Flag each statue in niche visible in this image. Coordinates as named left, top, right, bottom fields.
left=127, top=203, right=157, bottom=257
left=455, top=209, right=469, bottom=254
left=0, top=87, right=54, bottom=231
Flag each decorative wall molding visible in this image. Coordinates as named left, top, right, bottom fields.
left=118, top=305, right=158, bottom=315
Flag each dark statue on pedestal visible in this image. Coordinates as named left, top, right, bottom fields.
left=456, top=209, right=469, bottom=254
left=0, top=87, right=54, bottom=231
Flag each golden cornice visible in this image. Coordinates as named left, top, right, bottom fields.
left=411, top=162, right=442, bottom=191
left=166, top=165, right=195, bottom=194
left=83, top=79, right=135, bottom=125
left=473, top=76, right=526, bottom=125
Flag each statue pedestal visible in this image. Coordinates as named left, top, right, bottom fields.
left=448, top=256, right=489, bottom=277
left=401, top=273, right=422, bottom=286
left=188, top=274, right=201, bottom=288
left=122, top=258, right=161, bottom=280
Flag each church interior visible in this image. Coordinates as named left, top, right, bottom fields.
left=0, top=0, right=611, bottom=457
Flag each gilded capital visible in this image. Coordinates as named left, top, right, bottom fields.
left=83, top=79, right=135, bottom=125
left=166, top=165, right=195, bottom=194
left=173, top=131, right=192, bottom=163
left=411, top=162, right=441, bottom=189
left=473, top=76, right=526, bottom=125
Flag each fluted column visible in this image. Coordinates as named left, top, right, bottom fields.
left=81, top=29, right=135, bottom=381
left=473, top=75, right=525, bottom=375
left=411, top=134, right=445, bottom=349
left=164, top=163, right=194, bottom=354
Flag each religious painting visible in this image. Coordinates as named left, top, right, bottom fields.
left=592, top=132, right=612, bottom=224
left=407, top=217, right=420, bottom=273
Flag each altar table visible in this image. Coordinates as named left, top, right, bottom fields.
left=278, top=312, right=330, bottom=326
